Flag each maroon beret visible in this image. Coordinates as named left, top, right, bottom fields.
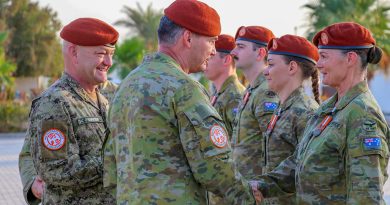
left=268, top=34, right=319, bottom=64
left=164, top=0, right=221, bottom=37
left=60, top=18, right=119, bottom=47
left=215, top=34, right=235, bottom=53
left=313, top=22, right=375, bottom=49
left=235, top=26, right=275, bottom=46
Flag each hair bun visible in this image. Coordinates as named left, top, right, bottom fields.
left=367, top=46, right=382, bottom=64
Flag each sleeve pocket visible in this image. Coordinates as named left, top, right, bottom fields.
left=183, top=105, right=231, bottom=158
left=39, top=120, right=69, bottom=161
left=349, top=135, right=389, bottom=158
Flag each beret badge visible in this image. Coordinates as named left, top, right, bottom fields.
left=321, top=33, right=329, bottom=45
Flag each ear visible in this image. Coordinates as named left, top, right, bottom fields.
left=346, top=51, right=359, bottom=66
left=182, top=30, right=192, bottom=48
left=68, top=44, right=78, bottom=64
left=288, top=60, right=299, bottom=76
left=223, top=54, right=233, bottom=66
left=256, top=47, right=267, bottom=62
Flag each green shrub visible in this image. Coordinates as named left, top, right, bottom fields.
left=0, top=101, right=30, bottom=132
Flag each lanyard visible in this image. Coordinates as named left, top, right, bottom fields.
left=265, top=108, right=282, bottom=136
left=312, top=107, right=337, bottom=137
left=242, top=90, right=251, bottom=106
left=210, top=95, right=218, bottom=106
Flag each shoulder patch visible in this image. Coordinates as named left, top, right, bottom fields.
left=363, top=137, right=381, bottom=150
left=263, top=102, right=278, bottom=112
left=42, top=129, right=66, bottom=151
left=210, top=125, right=228, bottom=148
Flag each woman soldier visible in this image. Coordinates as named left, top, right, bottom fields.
left=252, top=22, right=390, bottom=204
left=261, top=34, right=320, bottom=204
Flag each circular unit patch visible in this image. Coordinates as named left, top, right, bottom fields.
left=209, top=125, right=228, bottom=148
left=42, top=129, right=66, bottom=150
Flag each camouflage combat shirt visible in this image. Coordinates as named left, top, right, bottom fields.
left=261, top=87, right=318, bottom=204
left=29, top=73, right=115, bottom=204
left=103, top=52, right=255, bottom=205
left=257, top=81, right=390, bottom=204
left=231, top=73, right=279, bottom=179
left=19, top=79, right=117, bottom=205
left=98, top=80, right=118, bottom=103
left=210, top=74, right=245, bottom=138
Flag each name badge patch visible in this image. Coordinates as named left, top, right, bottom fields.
left=363, top=137, right=381, bottom=150
left=42, top=129, right=66, bottom=151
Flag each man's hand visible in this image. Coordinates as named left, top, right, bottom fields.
left=31, top=176, right=45, bottom=199
left=249, top=181, right=263, bottom=205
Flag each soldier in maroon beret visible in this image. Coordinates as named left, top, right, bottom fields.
left=102, top=1, right=258, bottom=204
left=204, top=34, right=246, bottom=205
left=229, top=25, right=279, bottom=188
left=20, top=17, right=119, bottom=204
left=260, top=34, right=320, bottom=204
left=252, top=22, right=389, bottom=205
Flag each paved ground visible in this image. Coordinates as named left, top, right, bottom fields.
left=1, top=132, right=390, bottom=204
left=0, top=133, right=25, bottom=205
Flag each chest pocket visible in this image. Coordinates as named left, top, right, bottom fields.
left=183, top=105, right=231, bottom=158
left=73, top=117, right=106, bottom=155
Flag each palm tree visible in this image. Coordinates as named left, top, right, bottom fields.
left=115, top=2, right=163, bottom=51
left=110, top=37, right=145, bottom=79
left=303, top=0, right=390, bottom=79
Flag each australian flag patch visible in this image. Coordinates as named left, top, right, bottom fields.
left=263, top=102, right=278, bottom=112
left=363, top=137, right=381, bottom=150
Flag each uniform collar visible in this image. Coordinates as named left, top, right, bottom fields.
left=249, top=73, right=266, bottom=90
left=319, top=81, right=369, bottom=115
left=279, top=86, right=305, bottom=112
left=154, top=52, right=183, bottom=72
left=217, top=75, right=240, bottom=95
left=62, top=72, right=106, bottom=110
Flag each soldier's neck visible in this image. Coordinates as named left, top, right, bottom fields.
left=243, top=64, right=265, bottom=87
left=86, top=90, right=98, bottom=104
left=213, top=72, right=233, bottom=92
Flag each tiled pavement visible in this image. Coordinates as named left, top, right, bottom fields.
left=1, top=133, right=390, bottom=204
left=0, top=133, right=25, bottom=205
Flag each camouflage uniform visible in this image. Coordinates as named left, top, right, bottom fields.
left=103, top=52, right=255, bottom=205
left=19, top=80, right=117, bottom=205
left=19, top=132, right=41, bottom=205
left=28, top=73, right=115, bottom=204
left=210, top=74, right=245, bottom=138
left=231, top=74, right=278, bottom=179
left=99, top=80, right=118, bottom=103
left=261, top=87, right=318, bottom=204
left=257, top=81, right=390, bottom=204
left=208, top=75, right=245, bottom=205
